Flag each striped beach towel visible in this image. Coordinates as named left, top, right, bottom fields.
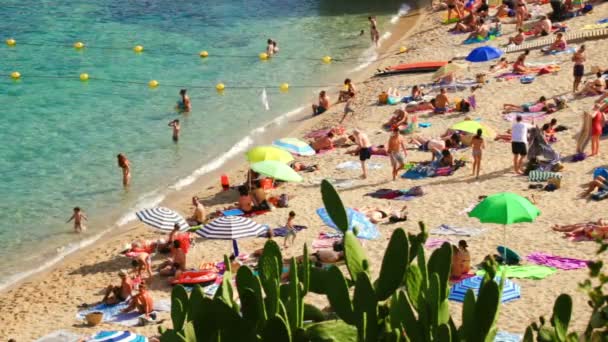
left=528, top=170, right=562, bottom=182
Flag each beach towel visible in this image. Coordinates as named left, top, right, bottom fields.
left=463, top=33, right=498, bottom=45
left=476, top=265, right=556, bottom=279
left=265, top=225, right=307, bottom=237
left=526, top=252, right=588, bottom=270
left=336, top=160, right=384, bottom=170
left=528, top=170, right=562, bottom=182
left=35, top=330, right=82, bottom=342
left=366, top=188, right=424, bottom=200
left=312, top=237, right=341, bottom=249
left=495, top=331, right=523, bottom=342
left=546, top=47, right=576, bottom=55
left=430, top=224, right=485, bottom=236
left=425, top=238, right=450, bottom=249
left=76, top=300, right=170, bottom=327
left=309, top=177, right=356, bottom=190
left=503, top=112, right=549, bottom=122
left=305, top=129, right=331, bottom=139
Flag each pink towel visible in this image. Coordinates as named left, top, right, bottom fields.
left=312, top=238, right=340, bottom=249
left=425, top=238, right=450, bottom=250
left=305, top=129, right=330, bottom=139
left=526, top=252, right=589, bottom=270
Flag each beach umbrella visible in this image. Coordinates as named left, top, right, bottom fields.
left=465, top=45, right=504, bottom=62
left=316, top=207, right=380, bottom=240
left=246, top=145, right=294, bottom=163
left=449, top=276, right=521, bottom=303
left=468, top=192, right=539, bottom=261
left=88, top=331, right=148, bottom=342
left=135, top=207, right=189, bottom=232
left=251, top=160, right=303, bottom=182
left=451, top=120, right=496, bottom=138
left=273, top=137, right=315, bottom=156
left=431, top=62, right=468, bottom=81
left=195, top=216, right=268, bottom=256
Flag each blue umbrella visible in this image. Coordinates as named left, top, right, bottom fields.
left=88, top=331, right=147, bottom=342
left=465, top=46, right=504, bottom=62
left=449, top=276, right=520, bottom=303
left=272, top=138, right=316, bottom=156
left=315, top=207, right=380, bottom=240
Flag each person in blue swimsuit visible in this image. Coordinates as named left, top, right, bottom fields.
left=176, top=89, right=191, bottom=112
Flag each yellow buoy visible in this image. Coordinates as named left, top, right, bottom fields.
left=6, top=38, right=16, bottom=46
left=199, top=50, right=209, bottom=58
left=148, top=80, right=159, bottom=88
left=74, top=41, right=85, bottom=49
left=79, top=73, right=89, bottom=81
left=259, top=52, right=269, bottom=61
left=280, top=83, right=289, bottom=92
left=399, top=46, right=407, bottom=53
left=322, top=55, right=332, bottom=64
left=133, top=45, right=144, bottom=53
left=216, top=83, right=225, bottom=92
left=10, top=71, right=21, bottom=79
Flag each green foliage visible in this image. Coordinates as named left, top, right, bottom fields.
left=321, top=179, right=348, bottom=233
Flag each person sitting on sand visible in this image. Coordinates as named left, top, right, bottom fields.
left=102, top=269, right=133, bottom=305
left=531, top=15, right=552, bottom=36
left=338, top=78, right=356, bottom=102
left=490, top=57, right=509, bottom=72
left=542, top=32, right=567, bottom=54
left=503, top=96, right=549, bottom=113
left=432, top=88, right=450, bottom=114
left=384, top=109, right=408, bottom=129
left=121, top=283, right=154, bottom=318
left=578, top=73, right=605, bottom=96
left=512, top=54, right=528, bottom=74
left=451, top=12, right=477, bottom=33
left=312, top=90, right=330, bottom=116
left=552, top=219, right=608, bottom=239
left=579, top=175, right=608, bottom=198
left=446, top=0, right=464, bottom=21
left=188, top=196, right=205, bottom=225
left=507, top=28, right=525, bottom=46
left=438, top=149, right=455, bottom=167
left=451, top=245, right=463, bottom=278
left=542, top=118, right=558, bottom=142
left=237, top=185, right=254, bottom=213
left=310, top=132, right=334, bottom=152
left=458, top=240, right=471, bottom=274
left=467, top=18, right=490, bottom=40
left=251, top=180, right=270, bottom=210
left=159, top=240, right=186, bottom=277
left=494, top=2, right=511, bottom=18
left=411, top=85, right=424, bottom=101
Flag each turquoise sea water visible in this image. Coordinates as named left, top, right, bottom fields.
left=0, top=0, right=410, bottom=288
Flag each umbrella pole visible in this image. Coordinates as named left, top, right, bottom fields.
left=503, top=225, right=507, bottom=265
left=232, top=239, right=240, bottom=257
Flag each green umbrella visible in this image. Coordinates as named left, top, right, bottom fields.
left=251, top=160, right=303, bottom=182
left=468, top=192, right=540, bottom=262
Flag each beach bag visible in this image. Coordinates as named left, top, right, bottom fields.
left=278, top=194, right=289, bottom=208
left=547, top=177, right=561, bottom=189
left=378, top=92, right=389, bottom=105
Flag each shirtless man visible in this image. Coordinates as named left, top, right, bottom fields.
left=168, top=119, right=180, bottom=142
left=572, top=45, right=586, bottom=93
left=67, top=207, right=87, bottom=233
left=387, top=128, right=407, bottom=181
left=266, top=39, right=274, bottom=57
left=507, top=28, right=525, bottom=46
left=310, top=132, right=334, bottom=152
left=117, top=153, right=131, bottom=187
left=433, top=88, right=450, bottom=114
left=353, top=129, right=372, bottom=179
left=177, top=89, right=191, bottom=112
left=312, top=91, right=330, bottom=116
left=368, top=16, right=380, bottom=47
left=532, top=16, right=552, bottom=36
left=446, top=0, right=464, bottom=21
left=102, top=270, right=133, bottom=305
left=121, top=283, right=154, bottom=318
left=384, top=109, right=408, bottom=129
left=160, top=240, right=186, bottom=276
left=189, top=196, right=205, bottom=225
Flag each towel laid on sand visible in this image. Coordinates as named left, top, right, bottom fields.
left=495, top=331, right=523, bottom=342
left=503, top=112, right=550, bottom=122
left=476, top=265, right=556, bottom=279
left=336, top=160, right=384, bottom=170
left=526, top=252, right=589, bottom=270
left=430, top=224, right=486, bottom=236
left=77, top=299, right=170, bottom=327
left=425, top=238, right=450, bottom=249
left=266, top=225, right=307, bottom=237
left=528, top=170, right=562, bottom=182
left=312, top=238, right=341, bottom=249
left=34, top=330, right=82, bottom=342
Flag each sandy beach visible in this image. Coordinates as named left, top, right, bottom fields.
left=3, top=1, right=608, bottom=340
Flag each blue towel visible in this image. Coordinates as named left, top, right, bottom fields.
left=418, top=122, right=431, bottom=128
left=263, top=225, right=307, bottom=237
left=222, top=209, right=245, bottom=216
left=494, top=331, right=523, bottom=342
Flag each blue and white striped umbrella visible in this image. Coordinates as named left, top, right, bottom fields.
left=449, top=276, right=521, bottom=303
left=88, top=331, right=147, bottom=342
left=272, top=138, right=316, bottom=156
left=195, top=216, right=267, bottom=240
left=135, top=207, right=189, bottom=232
left=316, top=207, right=380, bottom=240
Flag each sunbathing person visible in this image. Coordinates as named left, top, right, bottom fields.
left=451, top=245, right=463, bottom=278
left=578, top=73, right=605, bottom=96
left=431, top=88, right=450, bottom=114
left=490, top=57, right=510, bottom=72
left=437, top=149, right=455, bottom=167
left=579, top=175, right=608, bottom=198
left=404, top=101, right=435, bottom=113
left=458, top=240, right=471, bottom=274
left=251, top=180, right=270, bottom=210
left=542, top=32, right=567, bottom=54
left=494, top=3, right=511, bottom=18
left=188, top=196, right=205, bottom=225
left=310, top=132, right=334, bottom=152
left=332, top=134, right=356, bottom=148
left=102, top=270, right=133, bottom=305
left=159, top=240, right=186, bottom=277
left=507, top=28, right=525, bottom=45
left=411, top=85, right=424, bottom=101
left=291, top=161, right=319, bottom=172
left=121, top=283, right=154, bottom=318
left=451, top=12, right=478, bottom=33
left=512, top=54, right=529, bottom=74
left=503, top=96, right=549, bottom=113
left=361, top=207, right=390, bottom=224
left=310, top=249, right=344, bottom=264
left=466, top=18, right=489, bottom=40
left=552, top=219, right=608, bottom=239
left=237, top=185, right=254, bottom=213
left=531, top=15, right=552, bottom=36
left=384, top=109, right=408, bottom=129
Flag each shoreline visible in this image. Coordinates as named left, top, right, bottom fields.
left=0, top=4, right=427, bottom=338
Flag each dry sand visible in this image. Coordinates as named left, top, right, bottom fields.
left=2, top=2, right=608, bottom=340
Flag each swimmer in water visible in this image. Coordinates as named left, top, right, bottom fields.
left=168, top=119, right=180, bottom=142
left=176, top=89, right=191, bottom=112
left=117, top=153, right=131, bottom=187
left=266, top=38, right=274, bottom=57
left=67, top=206, right=87, bottom=233
left=272, top=40, right=279, bottom=55
left=368, top=16, right=380, bottom=47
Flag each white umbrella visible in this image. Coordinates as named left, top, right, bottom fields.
left=135, top=207, right=189, bottom=232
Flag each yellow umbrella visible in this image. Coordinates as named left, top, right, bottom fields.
left=246, top=145, right=294, bottom=163
left=431, top=62, right=468, bottom=81
left=451, top=120, right=496, bottom=139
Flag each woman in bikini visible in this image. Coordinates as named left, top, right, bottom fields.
left=117, top=153, right=131, bottom=187
left=471, top=129, right=485, bottom=179
left=515, top=0, right=528, bottom=30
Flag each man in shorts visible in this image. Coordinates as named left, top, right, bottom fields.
left=572, top=45, right=586, bottom=93
left=511, top=115, right=532, bottom=174
left=353, top=129, right=372, bottom=179
left=387, top=128, right=407, bottom=181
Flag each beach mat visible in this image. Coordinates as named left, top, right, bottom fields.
left=265, top=225, right=307, bottom=237
left=34, top=330, right=82, bottom=342
left=495, top=331, right=523, bottom=342
left=430, top=224, right=485, bottom=236
left=526, top=252, right=588, bottom=270
left=503, top=112, right=549, bottom=122
left=76, top=299, right=170, bottom=327
left=336, top=160, right=384, bottom=170
left=476, top=265, right=556, bottom=279
left=425, top=238, right=450, bottom=249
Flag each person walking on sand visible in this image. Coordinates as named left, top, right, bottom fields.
left=387, top=127, right=407, bottom=181
left=117, top=153, right=131, bottom=187
left=368, top=16, right=380, bottom=47
left=511, top=115, right=532, bottom=174
left=353, top=129, right=372, bottom=179
left=284, top=211, right=297, bottom=248
left=470, top=129, right=485, bottom=179
left=67, top=207, right=87, bottom=233
left=590, top=108, right=606, bottom=157
left=168, top=119, right=180, bottom=142
left=340, top=92, right=356, bottom=124
left=572, top=45, right=586, bottom=93
left=177, top=89, right=191, bottom=112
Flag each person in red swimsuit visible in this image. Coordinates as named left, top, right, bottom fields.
left=590, top=109, right=606, bottom=156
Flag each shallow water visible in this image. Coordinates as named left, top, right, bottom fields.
left=0, top=0, right=410, bottom=288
